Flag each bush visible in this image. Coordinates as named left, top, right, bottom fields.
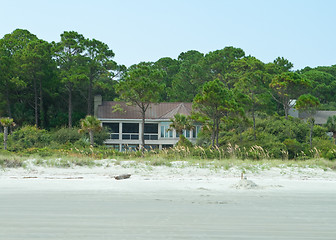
left=283, top=138, right=302, bottom=159
left=176, top=135, right=193, bottom=148
left=93, top=128, right=109, bottom=145
left=8, top=125, right=51, bottom=151
left=313, top=125, right=329, bottom=139
left=313, top=138, right=336, bottom=159
left=51, top=127, right=81, bottom=144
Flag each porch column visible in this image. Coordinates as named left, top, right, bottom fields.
left=119, top=122, right=122, bottom=140
left=139, top=122, right=143, bottom=146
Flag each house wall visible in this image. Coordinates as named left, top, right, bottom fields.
left=100, top=119, right=200, bottom=151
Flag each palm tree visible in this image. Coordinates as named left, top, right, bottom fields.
left=325, top=115, right=336, bottom=143
left=78, top=115, right=102, bottom=146
left=0, top=117, right=15, bottom=150
left=169, top=114, right=194, bottom=141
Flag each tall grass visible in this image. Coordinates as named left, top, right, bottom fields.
left=1, top=143, right=335, bottom=170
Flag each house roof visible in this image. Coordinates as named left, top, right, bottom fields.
left=299, top=111, right=336, bottom=125
left=97, top=101, right=193, bottom=120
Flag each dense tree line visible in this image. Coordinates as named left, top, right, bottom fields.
left=0, top=29, right=124, bottom=129
left=1, top=28, right=336, bottom=159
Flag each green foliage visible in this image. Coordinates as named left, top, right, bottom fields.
left=193, top=79, right=237, bottom=147
left=283, top=139, right=302, bottom=159
left=176, top=135, right=193, bottom=148
left=8, top=125, right=51, bottom=151
left=269, top=72, right=311, bottom=118
left=295, top=94, right=320, bottom=115
left=325, top=115, right=336, bottom=140
left=313, top=125, right=328, bottom=139
left=312, top=138, right=336, bottom=160
left=78, top=115, right=102, bottom=146
left=169, top=114, right=193, bottom=137
left=92, top=127, right=109, bottom=145
left=116, top=62, right=165, bottom=149
left=51, top=127, right=81, bottom=144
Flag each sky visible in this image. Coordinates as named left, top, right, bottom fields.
left=1, top=0, right=335, bottom=70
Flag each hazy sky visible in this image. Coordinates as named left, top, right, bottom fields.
left=1, top=0, right=335, bottom=69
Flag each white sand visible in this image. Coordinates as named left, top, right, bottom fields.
left=1, top=160, right=336, bottom=239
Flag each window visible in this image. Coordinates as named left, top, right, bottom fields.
left=144, top=123, right=158, bottom=140
left=160, top=122, right=173, bottom=138
left=144, top=123, right=158, bottom=133
left=193, top=125, right=201, bottom=138
left=122, top=123, right=139, bottom=133
left=122, top=123, right=139, bottom=140
left=103, top=123, right=119, bottom=139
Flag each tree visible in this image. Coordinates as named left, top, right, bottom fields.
left=269, top=72, right=310, bottom=119
left=273, top=57, right=294, bottom=73
left=169, top=50, right=204, bottom=101
left=83, top=38, right=124, bottom=115
left=53, top=31, right=87, bottom=128
left=169, top=114, right=193, bottom=141
left=302, top=69, right=336, bottom=104
left=231, top=56, right=267, bottom=140
left=295, top=94, right=320, bottom=148
left=19, top=39, right=55, bottom=128
left=202, top=46, right=245, bottom=88
left=0, top=117, right=15, bottom=150
left=116, top=63, right=164, bottom=150
left=0, top=29, right=36, bottom=118
left=193, top=79, right=236, bottom=147
left=78, top=115, right=102, bottom=146
left=153, top=57, right=180, bottom=101
left=325, top=115, right=336, bottom=143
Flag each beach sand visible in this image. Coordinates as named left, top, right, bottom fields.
left=1, top=160, right=336, bottom=239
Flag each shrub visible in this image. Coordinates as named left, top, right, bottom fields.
left=93, top=128, right=109, bottom=145
left=176, top=135, right=193, bottom=148
left=283, top=138, right=302, bottom=159
left=313, top=138, right=336, bottom=159
left=51, top=127, right=81, bottom=144
left=8, top=125, right=51, bottom=151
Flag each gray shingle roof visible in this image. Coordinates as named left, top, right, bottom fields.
left=299, top=111, right=336, bottom=125
left=97, top=102, right=192, bottom=120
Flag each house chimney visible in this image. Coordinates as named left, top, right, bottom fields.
left=94, top=95, right=103, bottom=117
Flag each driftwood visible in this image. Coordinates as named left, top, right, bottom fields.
left=114, top=174, right=131, bottom=180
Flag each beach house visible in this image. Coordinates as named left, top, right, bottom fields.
left=94, top=95, right=201, bottom=151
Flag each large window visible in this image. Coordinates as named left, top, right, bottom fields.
left=103, top=123, right=119, bottom=139
left=160, top=122, right=173, bottom=138
left=122, top=123, right=139, bottom=140
left=144, top=123, right=158, bottom=140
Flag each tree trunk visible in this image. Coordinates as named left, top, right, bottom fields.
left=211, top=119, right=216, bottom=147
left=3, top=126, right=8, bottom=150
left=310, top=119, right=313, bottom=148
left=284, top=101, right=289, bottom=120
left=216, top=119, right=220, bottom=147
left=87, top=75, right=93, bottom=115
left=39, top=78, right=44, bottom=129
left=89, top=130, right=94, bottom=146
left=34, top=78, right=39, bottom=127
left=141, top=109, right=145, bottom=151
left=252, top=93, right=256, bottom=141
left=68, top=85, right=73, bottom=128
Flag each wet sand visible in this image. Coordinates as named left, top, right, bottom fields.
left=0, top=165, right=336, bottom=239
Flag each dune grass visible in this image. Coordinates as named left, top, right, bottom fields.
left=0, top=147, right=335, bottom=171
